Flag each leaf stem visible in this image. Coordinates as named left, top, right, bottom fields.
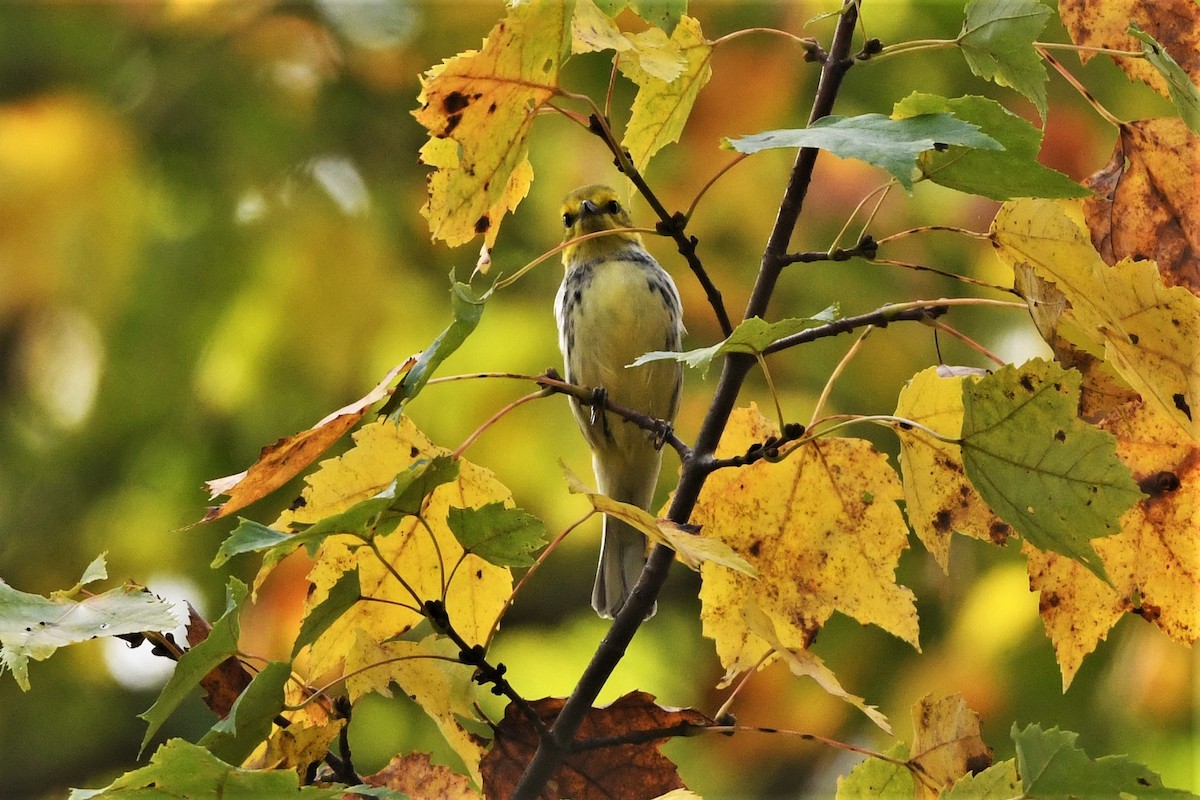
left=1037, top=45, right=1124, bottom=128
left=452, top=388, right=552, bottom=459
left=873, top=224, right=989, bottom=245
left=869, top=37, right=957, bottom=63
left=809, top=325, right=873, bottom=428
left=927, top=319, right=1006, bottom=367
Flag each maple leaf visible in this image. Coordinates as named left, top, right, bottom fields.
left=270, top=418, right=513, bottom=677
left=894, top=367, right=1010, bottom=572
left=619, top=15, right=713, bottom=172
left=413, top=0, right=569, bottom=247
left=364, top=752, right=482, bottom=800
left=693, top=405, right=919, bottom=683
left=992, top=199, right=1200, bottom=440
left=1084, top=118, right=1200, bottom=294
left=1025, top=400, right=1198, bottom=689
left=956, top=0, right=1052, bottom=118
left=960, top=359, right=1142, bottom=580
left=201, top=361, right=410, bottom=524
left=1058, top=0, right=1200, bottom=104
left=480, top=691, right=712, bottom=800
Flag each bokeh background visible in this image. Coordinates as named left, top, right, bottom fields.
left=0, top=1, right=1193, bottom=797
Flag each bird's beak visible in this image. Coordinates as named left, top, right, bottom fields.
left=580, top=199, right=601, bottom=215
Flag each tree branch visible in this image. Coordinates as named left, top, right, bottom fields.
left=511, top=4, right=862, bottom=798
left=586, top=113, right=735, bottom=337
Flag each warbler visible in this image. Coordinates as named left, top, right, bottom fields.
left=554, top=185, right=684, bottom=618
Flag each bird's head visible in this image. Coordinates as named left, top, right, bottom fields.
left=561, top=184, right=642, bottom=264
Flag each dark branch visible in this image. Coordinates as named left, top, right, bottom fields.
left=510, top=5, right=862, bottom=799
left=762, top=303, right=948, bottom=356
left=535, top=370, right=692, bottom=461
left=423, top=599, right=549, bottom=739
left=781, top=234, right=877, bottom=264
left=586, top=113, right=735, bottom=337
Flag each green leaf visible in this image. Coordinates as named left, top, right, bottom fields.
left=629, top=0, right=686, bottom=34
left=1128, top=23, right=1200, bottom=135
left=212, top=457, right=460, bottom=567
left=835, top=742, right=914, bottom=799
left=944, top=760, right=1021, bottom=799
left=138, top=579, right=248, bottom=754
left=892, top=93, right=1088, bottom=200
left=957, top=0, right=1052, bottom=118
left=0, top=567, right=178, bottom=691
left=388, top=455, right=460, bottom=517
left=198, top=660, right=290, bottom=765
left=960, top=360, right=1142, bottom=580
left=379, top=279, right=485, bottom=419
left=446, top=502, right=547, bottom=567
left=725, top=114, right=1002, bottom=190
left=1013, top=724, right=1197, bottom=799
left=293, top=569, right=360, bottom=658
left=69, top=739, right=405, bottom=799
left=633, top=307, right=839, bottom=374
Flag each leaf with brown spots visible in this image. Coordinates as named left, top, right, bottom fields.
left=480, top=691, right=712, bottom=800
left=692, top=404, right=919, bottom=684
left=895, top=367, right=1009, bottom=572
left=1083, top=118, right=1200, bottom=295
left=1058, top=0, right=1200, bottom=101
left=362, top=752, right=482, bottom=800
left=992, top=199, right=1200, bottom=440
left=910, top=694, right=992, bottom=800
left=200, top=361, right=410, bottom=524
left=1025, top=400, right=1199, bottom=689
left=414, top=0, right=568, bottom=248
left=272, top=418, right=513, bottom=678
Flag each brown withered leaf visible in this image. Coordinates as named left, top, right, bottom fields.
left=1084, top=118, right=1200, bottom=294
left=1059, top=0, right=1200, bottom=98
left=185, top=603, right=252, bottom=720
left=200, top=360, right=411, bottom=524
left=362, top=752, right=482, bottom=800
left=480, top=691, right=713, bottom=800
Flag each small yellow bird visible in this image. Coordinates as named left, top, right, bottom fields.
left=554, top=185, right=684, bottom=618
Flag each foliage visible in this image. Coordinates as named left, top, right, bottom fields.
left=0, top=0, right=1196, bottom=797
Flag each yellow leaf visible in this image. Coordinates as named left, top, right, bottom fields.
left=272, top=418, right=512, bottom=677
left=563, top=463, right=756, bottom=575
left=741, top=603, right=891, bottom=734
left=413, top=0, right=568, bottom=247
left=1025, top=400, right=1199, bottom=689
left=895, top=367, right=1010, bottom=572
left=619, top=15, right=713, bottom=172
left=258, top=719, right=345, bottom=773
left=571, top=0, right=632, bottom=55
left=910, top=694, right=991, bottom=800
left=346, top=632, right=485, bottom=786
left=695, top=405, right=919, bottom=682
left=992, top=199, right=1200, bottom=440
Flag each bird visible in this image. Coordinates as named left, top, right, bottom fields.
left=554, top=184, right=684, bottom=618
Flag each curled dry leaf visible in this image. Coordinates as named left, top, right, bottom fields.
left=201, top=361, right=411, bottom=524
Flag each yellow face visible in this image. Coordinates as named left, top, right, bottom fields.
left=561, top=184, right=641, bottom=262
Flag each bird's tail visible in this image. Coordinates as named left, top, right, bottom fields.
left=592, top=514, right=654, bottom=619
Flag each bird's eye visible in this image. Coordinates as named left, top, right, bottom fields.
left=605, top=200, right=621, bottom=214
left=563, top=212, right=575, bottom=228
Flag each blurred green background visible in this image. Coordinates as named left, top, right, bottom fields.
left=0, top=1, right=1193, bottom=797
